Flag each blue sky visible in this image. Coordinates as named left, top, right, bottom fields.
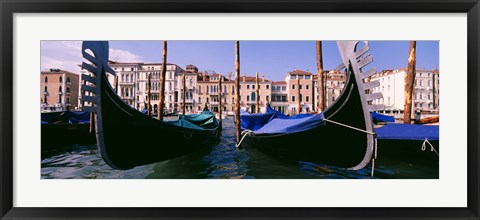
left=41, top=41, right=438, bottom=81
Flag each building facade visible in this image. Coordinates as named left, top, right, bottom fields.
left=285, top=69, right=314, bottom=114
left=325, top=70, right=347, bottom=107
left=369, top=68, right=440, bottom=119
left=107, top=62, right=184, bottom=114
left=270, top=81, right=288, bottom=114
left=41, top=69, right=79, bottom=112
left=239, top=73, right=272, bottom=113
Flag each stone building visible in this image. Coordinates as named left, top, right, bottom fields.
left=41, top=69, right=79, bottom=112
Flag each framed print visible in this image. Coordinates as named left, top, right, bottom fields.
left=1, top=0, right=479, bottom=219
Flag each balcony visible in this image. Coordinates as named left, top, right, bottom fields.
left=119, top=82, right=135, bottom=85
left=58, top=91, right=62, bottom=95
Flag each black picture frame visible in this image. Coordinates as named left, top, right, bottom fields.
left=1, top=0, right=479, bottom=219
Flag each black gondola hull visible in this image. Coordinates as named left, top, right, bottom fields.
left=97, top=71, right=220, bottom=170
left=240, top=64, right=373, bottom=169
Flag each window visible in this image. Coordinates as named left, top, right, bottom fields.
left=300, top=94, right=303, bottom=102
left=282, top=86, right=286, bottom=91
left=66, top=97, right=70, bottom=104
left=306, top=96, right=309, bottom=102
left=59, top=76, right=63, bottom=83
left=388, top=85, right=390, bottom=91
left=266, top=96, right=269, bottom=102
left=207, top=97, right=209, bottom=103
left=332, top=96, right=335, bottom=101
left=247, top=85, right=250, bottom=89
left=305, top=75, right=311, bottom=79
left=306, top=85, right=309, bottom=90
left=66, top=77, right=70, bottom=83
left=59, top=86, right=62, bottom=92
left=43, top=95, right=47, bottom=103
left=292, top=85, right=295, bottom=90
left=299, top=85, right=302, bottom=90
left=290, top=75, right=295, bottom=79
left=252, top=85, right=255, bottom=89
left=44, top=76, right=48, bottom=83
left=131, top=68, right=134, bottom=71
left=292, top=96, right=295, bottom=102
left=58, top=95, right=61, bottom=103
left=247, top=96, right=250, bottom=101
left=122, top=68, right=124, bottom=71
left=44, top=86, right=47, bottom=92
left=66, top=87, right=70, bottom=93
left=266, top=85, right=269, bottom=90
left=199, top=97, right=201, bottom=103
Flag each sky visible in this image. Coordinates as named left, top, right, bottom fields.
left=41, top=40, right=439, bottom=82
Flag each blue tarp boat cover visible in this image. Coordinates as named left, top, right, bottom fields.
left=371, top=112, right=395, bottom=123
left=240, top=104, right=325, bottom=134
left=41, top=111, right=91, bottom=124
left=375, top=124, right=439, bottom=141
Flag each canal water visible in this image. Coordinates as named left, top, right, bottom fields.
left=41, top=117, right=438, bottom=179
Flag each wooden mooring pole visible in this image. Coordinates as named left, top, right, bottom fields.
left=218, top=76, right=223, bottom=126
left=158, top=41, right=167, bottom=121
left=235, top=41, right=241, bottom=144
left=114, top=75, right=119, bottom=93
left=147, top=73, right=152, bottom=116
left=316, top=41, right=325, bottom=113
left=255, top=72, right=260, bottom=113
left=403, top=41, right=416, bottom=124
left=297, top=74, right=301, bottom=114
left=89, top=112, right=94, bottom=135
left=182, top=73, right=186, bottom=116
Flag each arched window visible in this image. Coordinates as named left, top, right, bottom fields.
left=251, top=92, right=256, bottom=101
left=59, top=76, right=63, bottom=83
left=66, top=87, right=70, bottom=93
left=58, top=86, right=62, bottom=92
left=66, top=77, right=70, bottom=83
left=66, top=97, right=70, bottom=104
left=44, top=76, right=48, bottom=83
left=44, top=86, right=47, bottom=92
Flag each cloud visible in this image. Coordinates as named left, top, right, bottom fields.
left=109, top=48, right=143, bottom=62
left=40, top=41, right=143, bottom=74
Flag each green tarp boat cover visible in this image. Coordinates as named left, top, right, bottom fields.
left=166, top=110, right=219, bottom=131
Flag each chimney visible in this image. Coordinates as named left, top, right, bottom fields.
left=262, top=74, right=265, bottom=82
left=242, top=73, right=246, bottom=82
left=227, top=72, right=232, bottom=81
left=202, top=72, right=206, bottom=81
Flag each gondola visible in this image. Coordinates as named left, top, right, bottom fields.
left=41, top=111, right=96, bottom=148
left=80, top=41, right=220, bottom=170
left=239, top=41, right=382, bottom=170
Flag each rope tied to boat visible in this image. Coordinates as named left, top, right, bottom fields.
left=323, top=118, right=375, bottom=135
left=421, top=138, right=439, bottom=156
left=236, top=130, right=254, bottom=148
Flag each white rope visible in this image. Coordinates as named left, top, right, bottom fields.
left=421, top=139, right=439, bottom=156
left=236, top=130, right=254, bottom=148
left=323, top=118, right=375, bottom=135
